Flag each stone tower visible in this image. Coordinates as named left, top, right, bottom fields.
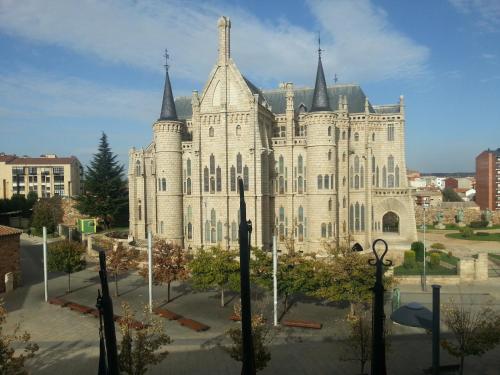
left=153, top=58, right=183, bottom=245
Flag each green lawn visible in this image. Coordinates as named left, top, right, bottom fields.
left=445, top=232, right=500, bottom=241
left=418, top=224, right=500, bottom=231
left=394, top=263, right=457, bottom=276
left=489, top=253, right=500, bottom=262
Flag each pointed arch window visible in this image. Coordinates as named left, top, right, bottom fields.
left=317, top=175, right=323, bottom=189
left=278, top=155, right=284, bottom=174
left=231, top=221, right=238, bottom=241
left=188, top=223, right=193, bottom=239
left=361, top=204, right=365, bottom=231
left=205, top=221, right=210, bottom=242
left=162, top=178, right=166, bottom=191
left=279, top=206, right=285, bottom=222
left=321, top=223, right=327, bottom=238
left=354, top=132, right=359, bottom=141
left=388, top=174, right=395, bottom=188
left=210, top=154, right=215, bottom=174
left=376, top=167, right=380, bottom=187
left=328, top=150, right=332, bottom=161
left=354, top=156, right=360, bottom=173
left=186, top=178, right=192, bottom=195
left=237, top=153, right=243, bottom=174
left=243, top=165, right=249, bottom=191
left=209, top=127, right=214, bottom=137
left=298, top=224, right=304, bottom=242
left=136, top=160, right=141, bottom=175
left=360, top=166, right=364, bottom=188
left=324, top=175, right=329, bottom=189
left=279, top=176, right=284, bottom=194
left=217, top=221, right=223, bottom=242
left=355, top=175, right=360, bottom=189
left=349, top=204, right=354, bottom=231
left=298, top=206, right=304, bottom=222
left=298, top=155, right=303, bottom=174
left=355, top=202, right=360, bottom=231
left=329, top=198, right=332, bottom=211
left=298, top=176, right=303, bottom=194
left=388, top=124, right=395, bottom=141
left=328, top=223, right=332, bottom=237
left=236, top=125, right=241, bottom=136
left=138, top=199, right=142, bottom=221
left=210, top=176, right=215, bottom=193
left=187, top=159, right=191, bottom=176
left=372, top=156, right=376, bottom=173
left=328, top=126, right=332, bottom=136
left=216, top=167, right=222, bottom=192
left=383, top=166, right=387, bottom=188
left=204, top=167, right=209, bottom=192
left=388, top=155, right=394, bottom=173
left=211, top=208, right=216, bottom=227
left=395, top=166, right=400, bottom=187
left=230, top=166, right=236, bottom=191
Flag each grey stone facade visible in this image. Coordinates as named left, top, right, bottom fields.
left=129, top=16, right=417, bottom=252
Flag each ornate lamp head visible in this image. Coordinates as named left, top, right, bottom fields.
left=369, top=238, right=393, bottom=267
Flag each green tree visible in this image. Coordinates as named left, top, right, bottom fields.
left=75, top=133, right=128, bottom=229
left=140, top=240, right=189, bottom=303
left=31, top=196, right=63, bottom=234
left=118, top=302, right=171, bottom=375
left=225, top=304, right=271, bottom=372
left=341, top=306, right=372, bottom=375
left=411, top=241, right=425, bottom=262
left=0, top=300, right=39, bottom=374
left=47, top=240, right=86, bottom=293
left=442, top=300, right=500, bottom=375
left=188, top=246, right=240, bottom=307
left=442, top=187, right=463, bottom=202
left=250, top=248, right=273, bottom=291
left=106, top=242, right=139, bottom=297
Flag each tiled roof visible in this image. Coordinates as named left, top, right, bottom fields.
left=0, top=154, right=16, bottom=162
left=0, top=225, right=22, bottom=237
left=6, top=156, right=79, bottom=165
left=174, top=83, right=381, bottom=119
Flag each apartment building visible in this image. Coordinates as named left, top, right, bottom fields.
left=476, top=148, right=500, bottom=211
left=0, top=153, right=83, bottom=199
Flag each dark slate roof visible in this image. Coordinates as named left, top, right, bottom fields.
left=373, top=105, right=400, bottom=114
left=159, top=69, right=178, bottom=121
left=310, top=56, right=330, bottom=112
left=174, top=84, right=380, bottom=119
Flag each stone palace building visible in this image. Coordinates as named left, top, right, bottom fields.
left=129, top=16, right=417, bottom=252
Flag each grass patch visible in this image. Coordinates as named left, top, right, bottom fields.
left=489, top=253, right=500, bottom=262
left=394, top=262, right=458, bottom=276
left=445, top=232, right=500, bottom=241
left=418, top=224, right=500, bottom=231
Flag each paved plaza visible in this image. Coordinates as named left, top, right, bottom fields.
left=2, top=235, right=500, bottom=374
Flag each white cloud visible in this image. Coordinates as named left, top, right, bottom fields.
left=0, top=70, right=158, bottom=121
left=0, top=0, right=429, bottom=86
left=449, top=0, right=500, bottom=31
left=481, top=52, right=496, bottom=59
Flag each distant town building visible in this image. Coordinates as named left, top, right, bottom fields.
left=0, top=153, right=83, bottom=199
left=128, top=16, right=417, bottom=252
left=413, top=189, right=442, bottom=207
left=476, top=148, right=500, bottom=210
left=444, top=177, right=458, bottom=190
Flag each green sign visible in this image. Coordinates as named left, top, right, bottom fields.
left=77, top=218, right=97, bottom=234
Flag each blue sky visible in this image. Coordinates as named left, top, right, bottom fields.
left=0, top=0, right=499, bottom=172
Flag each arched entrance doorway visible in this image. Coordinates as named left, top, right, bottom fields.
left=383, top=212, right=399, bottom=233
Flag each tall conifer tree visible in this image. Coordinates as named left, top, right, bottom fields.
left=76, top=133, right=128, bottom=229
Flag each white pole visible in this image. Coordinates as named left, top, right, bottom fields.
left=43, top=226, right=48, bottom=302
left=148, top=230, right=153, bottom=313
left=423, top=206, right=427, bottom=291
left=273, top=235, right=278, bottom=326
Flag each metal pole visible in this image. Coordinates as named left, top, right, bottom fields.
left=148, top=230, right=153, bottom=313
left=43, top=226, right=48, bottom=302
left=432, top=285, right=441, bottom=375
left=423, top=207, right=427, bottom=291
left=273, top=235, right=278, bottom=327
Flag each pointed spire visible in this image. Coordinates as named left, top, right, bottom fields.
left=159, top=49, right=178, bottom=121
left=311, top=34, right=330, bottom=112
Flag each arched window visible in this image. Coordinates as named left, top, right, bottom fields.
left=321, top=223, right=327, bottom=238
left=138, top=200, right=142, bottom=221
left=216, top=167, right=222, bottom=191
left=136, top=160, right=141, bottom=175
left=342, top=131, right=346, bottom=140
left=354, top=156, right=360, bottom=173
left=395, top=166, right=400, bottom=187
left=355, top=202, right=360, bottom=231
left=317, top=175, right=323, bottom=189
left=211, top=208, right=216, bottom=226
left=372, top=132, right=375, bottom=142
left=298, top=224, right=304, bottom=242
left=328, top=126, right=332, bottom=136
left=162, top=178, right=166, bottom=191
left=361, top=205, right=365, bottom=231
left=298, top=155, right=303, bottom=173
left=279, top=176, right=284, bottom=194
left=278, top=155, right=284, bottom=174
left=329, top=198, right=332, bottom=211
left=328, top=223, right=332, bottom=237
left=230, top=166, right=236, bottom=191
left=298, top=206, right=304, bottom=222
left=383, top=167, right=387, bottom=188
left=210, top=154, right=215, bottom=174
left=210, top=176, right=215, bottom=193
left=243, top=165, right=249, bottom=191
left=360, top=167, right=364, bottom=188
left=237, top=153, right=242, bottom=174
left=217, top=221, right=223, bottom=242
left=205, top=221, right=210, bottom=242
left=324, top=175, right=329, bottom=189
left=355, top=175, right=360, bottom=189
left=187, top=158, right=191, bottom=176
left=388, top=155, right=394, bottom=173
left=354, top=132, right=359, bottom=141
left=343, top=196, right=346, bottom=208
left=186, top=178, right=192, bottom=195
left=203, top=167, right=209, bottom=192
left=209, top=127, right=214, bottom=137
left=211, top=228, right=216, bottom=243
left=383, top=211, right=399, bottom=232
left=330, top=174, right=334, bottom=189
left=328, top=150, right=332, bottom=161
left=349, top=205, right=354, bottom=231
left=298, top=176, right=303, bottom=194
left=387, top=124, right=394, bottom=141
left=188, top=223, right=193, bottom=239
left=231, top=221, right=238, bottom=241
left=279, top=206, right=285, bottom=222
left=236, top=125, right=241, bottom=136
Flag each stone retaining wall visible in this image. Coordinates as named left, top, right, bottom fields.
left=415, top=204, right=500, bottom=226
left=0, top=232, right=21, bottom=292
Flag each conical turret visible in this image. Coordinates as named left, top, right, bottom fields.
left=310, top=48, right=330, bottom=112
left=159, top=49, right=177, bottom=121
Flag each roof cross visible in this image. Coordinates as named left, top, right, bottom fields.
left=164, top=49, right=170, bottom=71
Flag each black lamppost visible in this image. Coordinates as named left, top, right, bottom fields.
left=369, top=239, right=392, bottom=375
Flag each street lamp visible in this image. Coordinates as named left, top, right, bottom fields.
left=418, top=195, right=430, bottom=291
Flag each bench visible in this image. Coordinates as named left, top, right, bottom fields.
left=423, top=364, right=460, bottom=374
left=153, top=307, right=182, bottom=320
left=48, top=297, right=69, bottom=307
left=178, top=318, right=210, bottom=332
left=282, top=319, right=322, bottom=329
left=67, top=302, right=93, bottom=314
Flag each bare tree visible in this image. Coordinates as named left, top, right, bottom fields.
left=106, top=243, right=139, bottom=296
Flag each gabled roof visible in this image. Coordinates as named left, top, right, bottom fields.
left=6, top=156, right=79, bottom=165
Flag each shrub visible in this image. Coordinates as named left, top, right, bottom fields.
left=431, top=243, right=446, bottom=250
left=460, top=227, right=474, bottom=238
left=404, top=251, right=416, bottom=269
left=411, top=241, right=424, bottom=261
left=476, top=232, right=489, bottom=236
left=469, top=221, right=488, bottom=228
left=448, top=251, right=453, bottom=258
left=429, top=253, right=441, bottom=269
